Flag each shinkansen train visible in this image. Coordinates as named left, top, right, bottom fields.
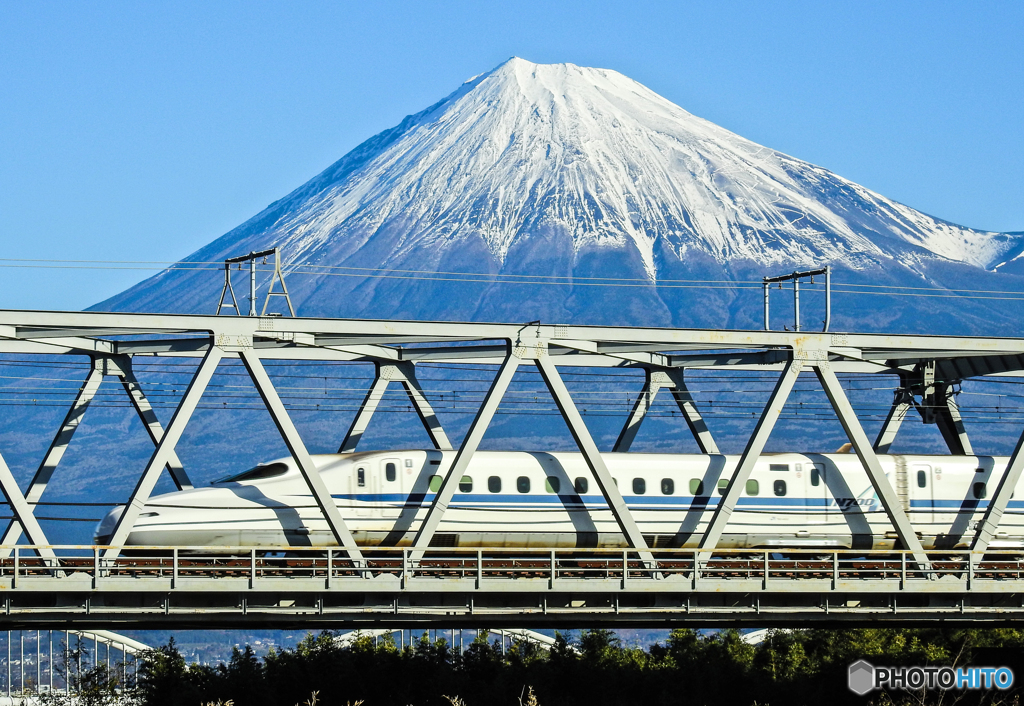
left=93, top=450, right=1021, bottom=550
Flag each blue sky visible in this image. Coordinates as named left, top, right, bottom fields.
left=1, top=1, right=1022, bottom=310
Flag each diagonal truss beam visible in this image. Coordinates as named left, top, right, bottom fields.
left=339, top=369, right=391, bottom=453
left=873, top=381, right=973, bottom=456
left=699, top=358, right=802, bottom=554
left=934, top=389, right=973, bottom=456
left=103, top=347, right=223, bottom=558
left=410, top=349, right=521, bottom=559
left=613, top=369, right=718, bottom=453
left=873, top=388, right=913, bottom=454
left=396, top=362, right=452, bottom=451
left=613, top=370, right=661, bottom=453
left=664, top=369, right=719, bottom=454
left=536, top=356, right=655, bottom=565
left=117, top=358, right=193, bottom=490
left=0, top=450, right=56, bottom=559
left=3, top=355, right=192, bottom=554
left=972, top=425, right=1024, bottom=554
left=815, top=363, right=931, bottom=571
left=0, top=363, right=103, bottom=553
left=240, top=350, right=363, bottom=563
left=339, top=362, right=451, bottom=453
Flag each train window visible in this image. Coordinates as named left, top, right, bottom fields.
left=574, top=477, right=589, bottom=493
left=976, top=467, right=985, bottom=473
left=810, top=468, right=820, bottom=486
left=385, top=463, right=397, bottom=483
left=690, top=479, right=704, bottom=495
left=517, top=476, right=531, bottom=493
left=215, top=462, right=289, bottom=483
left=545, top=477, right=561, bottom=493
left=773, top=480, right=787, bottom=496
left=974, top=482, right=987, bottom=500
left=746, top=479, right=759, bottom=496
left=357, top=468, right=366, bottom=487
left=917, top=470, right=927, bottom=488
left=459, top=476, right=473, bottom=492
left=633, top=478, right=646, bottom=495
left=661, top=478, right=674, bottom=495
left=770, top=464, right=789, bottom=472
left=488, top=476, right=501, bottom=493
left=717, top=479, right=728, bottom=495
left=428, top=475, right=442, bottom=492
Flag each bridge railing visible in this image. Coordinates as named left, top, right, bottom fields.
left=0, top=546, right=1022, bottom=589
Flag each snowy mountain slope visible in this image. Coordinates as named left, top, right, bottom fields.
left=95, top=58, right=1024, bottom=332
left=992, top=233, right=1024, bottom=276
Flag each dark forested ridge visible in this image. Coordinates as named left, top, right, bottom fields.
left=131, top=627, right=1024, bottom=706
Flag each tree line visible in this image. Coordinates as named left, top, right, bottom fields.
left=121, top=627, right=1024, bottom=706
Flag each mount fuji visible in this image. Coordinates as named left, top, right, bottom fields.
left=96, top=58, right=1024, bottom=333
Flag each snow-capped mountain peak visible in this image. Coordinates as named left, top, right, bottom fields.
left=257, top=56, right=1015, bottom=279
left=96, top=58, right=1023, bottom=332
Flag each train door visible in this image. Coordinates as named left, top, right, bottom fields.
left=910, top=464, right=934, bottom=524
left=363, top=460, right=385, bottom=509
left=380, top=457, right=401, bottom=501
left=349, top=463, right=378, bottom=516
left=808, top=462, right=829, bottom=520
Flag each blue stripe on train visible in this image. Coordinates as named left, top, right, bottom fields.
left=324, top=493, right=879, bottom=510
left=320, top=493, right=1024, bottom=512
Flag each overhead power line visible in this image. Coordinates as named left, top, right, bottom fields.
left=1, top=258, right=1023, bottom=300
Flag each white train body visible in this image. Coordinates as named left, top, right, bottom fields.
left=94, top=450, right=1023, bottom=551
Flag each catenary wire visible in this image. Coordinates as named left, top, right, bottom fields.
left=2, top=258, right=1023, bottom=300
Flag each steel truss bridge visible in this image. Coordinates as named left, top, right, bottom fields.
left=2, top=310, right=1024, bottom=628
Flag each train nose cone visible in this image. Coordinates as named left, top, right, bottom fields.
left=94, top=505, right=125, bottom=545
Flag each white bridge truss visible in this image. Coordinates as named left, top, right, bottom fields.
left=0, top=628, right=144, bottom=698
left=0, top=310, right=1023, bottom=627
